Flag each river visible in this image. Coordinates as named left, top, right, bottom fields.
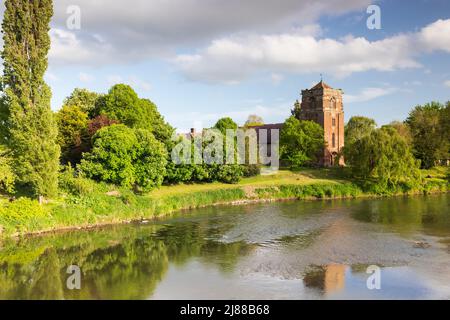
left=0, top=194, right=449, bottom=300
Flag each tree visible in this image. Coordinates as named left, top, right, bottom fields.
left=280, top=116, right=324, bottom=167
left=214, top=117, right=238, bottom=134
left=79, top=125, right=167, bottom=191
left=96, top=84, right=174, bottom=143
left=133, top=129, right=168, bottom=192
left=291, top=100, right=302, bottom=119
left=87, top=115, right=119, bottom=138
left=0, top=147, right=15, bottom=194
left=63, top=88, right=102, bottom=116
left=345, top=116, right=377, bottom=147
left=1, top=0, right=60, bottom=197
left=387, top=121, right=413, bottom=146
left=245, top=115, right=264, bottom=127
left=211, top=117, right=243, bottom=183
left=56, top=105, right=89, bottom=165
left=345, top=126, right=420, bottom=192
left=406, top=102, right=449, bottom=168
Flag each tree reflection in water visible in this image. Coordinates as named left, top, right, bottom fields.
left=0, top=221, right=255, bottom=300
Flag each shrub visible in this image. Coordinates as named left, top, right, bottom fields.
left=0, top=198, right=49, bottom=232
left=209, top=164, right=244, bottom=184
left=59, top=166, right=96, bottom=196
left=242, top=164, right=261, bottom=177
left=79, top=125, right=167, bottom=191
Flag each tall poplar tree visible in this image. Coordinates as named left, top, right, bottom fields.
left=1, top=0, right=60, bottom=197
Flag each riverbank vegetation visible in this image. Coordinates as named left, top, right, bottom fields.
left=0, top=0, right=449, bottom=238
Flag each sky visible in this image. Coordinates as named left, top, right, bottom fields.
left=0, top=0, right=449, bottom=132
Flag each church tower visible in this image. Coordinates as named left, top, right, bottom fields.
left=299, top=81, right=345, bottom=166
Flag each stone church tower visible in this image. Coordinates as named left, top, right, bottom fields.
left=299, top=81, right=345, bottom=166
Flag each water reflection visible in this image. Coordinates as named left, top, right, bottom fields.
left=0, top=194, right=449, bottom=300
left=0, top=223, right=255, bottom=300
left=303, top=265, right=346, bottom=293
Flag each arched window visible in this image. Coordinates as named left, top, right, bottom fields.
left=332, top=133, right=336, bottom=148
left=331, top=98, right=337, bottom=110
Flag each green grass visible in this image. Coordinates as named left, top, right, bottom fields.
left=0, top=167, right=448, bottom=239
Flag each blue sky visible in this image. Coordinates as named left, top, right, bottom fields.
left=1, top=0, right=449, bottom=132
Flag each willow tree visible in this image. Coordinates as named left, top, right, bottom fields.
left=1, top=0, right=60, bottom=197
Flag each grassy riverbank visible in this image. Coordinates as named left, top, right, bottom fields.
left=0, top=168, right=449, bottom=238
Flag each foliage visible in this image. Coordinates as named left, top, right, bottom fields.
left=291, top=99, right=302, bottom=119
left=214, top=117, right=238, bottom=134
left=63, top=88, right=101, bottom=116
left=406, top=102, right=450, bottom=169
left=56, top=105, right=89, bottom=164
left=1, top=0, right=60, bottom=198
left=0, top=198, right=49, bottom=233
left=242, top=164, right=261, bottom=177
left=344, top=116, right=377, bottom=147
left=79, top=125, right=167, bottom=192
left=133, top=129, right=168, bottom=192
left=0, top=149, right=15, bottom=194
left=87, top=114, right=119, bottom=137
left=244, top=115, right=264, bottom=127
left=280, top=116, right=324, bottom=167
left=345, top=126, right=421, bottom=193
left=95, top=84, right=174, bottom=143
left=208, top=164, right=244, bottom=184
left=59, top=165, right=96, bottom=197
left=387, top=121, right=413, bottom=146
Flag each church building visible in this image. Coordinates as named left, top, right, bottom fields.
left=251, top=81, right=345, bottom=167
left=298, top=81, right=345, bottom=166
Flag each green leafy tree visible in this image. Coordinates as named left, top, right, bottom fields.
left=211, top=117, right=244, bottom=183
left=95, top=84, right=174, bottom=143
left=345, top=116, right=377, bottom=147
left=280, top=116, right=324, bottom=167
left=346, top=126, right=420, bottom=192
left=1, top=0, right=60, bottom=197
left=387, top=121, right=413, bottom=146
left=134, top=129, right=168, bottom=192
left=214, top=117, right=238, bottom=134
left=79, top=125, right=167, bottom=191
left=0, top=147, right=15, bottom=194
left=63, top=88, right=102, bottom=116
left=56, top=105, right=89, bottom=165
left=291, top=99, right=302, bottom=119
left=244, top=115, right=264, bottom=127
left=406, top=102, right=449, bottom=168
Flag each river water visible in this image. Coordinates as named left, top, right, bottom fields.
left=0, top=194, right=449, bottom=300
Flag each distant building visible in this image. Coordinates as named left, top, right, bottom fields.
left=183, top=81, right=345, bottom=167
left=299, top=81, right=345, bottom=166
left=252, top=81, right=345, bottom=167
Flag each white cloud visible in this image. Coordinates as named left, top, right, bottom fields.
left=345, top=87, right=397, bottom=103
left=444, top=80, right=450, bottom=88
left=78, top=72, right=95, bottom=83
left=33, top=0, right=370, bottom=66
left=271, top=73, right=284, bottom=85
left=174, top=19, right=450, bottom=84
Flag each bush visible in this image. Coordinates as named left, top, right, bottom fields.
left=0, top=198, right=49, bottom=232
left=79, top=125, right=167, bottom=191
left=209, top=164, right=244, bottom=184
left=59, top=166, right=96, bottom=196
left=242, top=164, right=261, bottom=177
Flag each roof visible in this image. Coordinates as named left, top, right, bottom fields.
left=311, top=80, right=332, bottom=90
